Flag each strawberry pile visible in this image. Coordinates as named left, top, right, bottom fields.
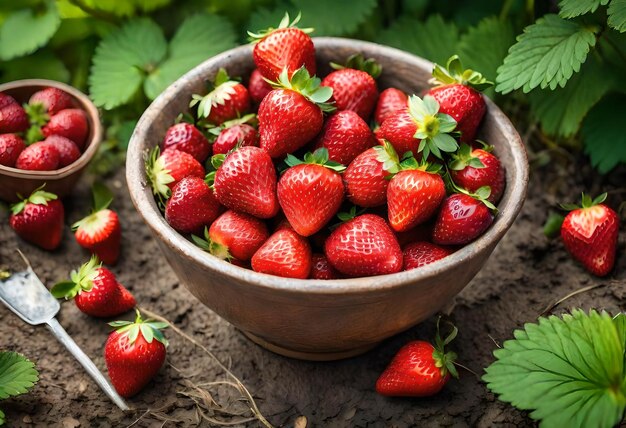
left=147, top=13, right=506, bottom=280
left=0, top=87, right=89, bottom=171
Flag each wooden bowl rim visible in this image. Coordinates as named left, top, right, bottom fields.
left=0, top=79, right=102, bottom=180
left=127, top=37, right=529, bottom=295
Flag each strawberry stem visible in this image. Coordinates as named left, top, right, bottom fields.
left=560, top=192, right=608, bottom=211
left=432, top=316, right=459, bottom=379
left=431, top=55, right=493, bottom=92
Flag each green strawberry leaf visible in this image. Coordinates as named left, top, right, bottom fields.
left=581, top=93, right=626, bottom=173
left=559, top=0, right=609, bottom=18
left=483, top=309, right=626, bottom=428
left=608, top=0, right=626, bottom=32
left=0, top=408, right=4, bottom=426
left=542, top=212, right=565, bottom=238
left=379, top=15, right=459, bottom=66
left=290, top=0, right=377, bottom=36
left=144, top=13, right=237, bottom=100
left=0, top=0, right=61, bottom=60
left=92, top=182, right=114, bottom=212
left=0, top=352, right=39, bottom=400
left=89, top=18, right=168, bottom=109
left=496, top=14, right=599, bottom=94
left=528, top=56, right=614, bottom=137
left=0, top=49, right=69, bottom=83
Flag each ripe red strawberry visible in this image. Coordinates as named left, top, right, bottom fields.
left=375, top=88, right=408, bottom=125
left=212, top=123, right=258, bottom=155
left=560, top=193, right=619, bottom=277
left=15, top=141, right=60, bottom=171
left=258, top=67, right=334, bottom=158
left=0, top=101, right=28, bottom=133
left=314, top=110, right=375, bottom=165
left=310, top=253, right=342, bottom=279
left=42, top=108, right=89, bottom=149
left=146, top=148, right=205, bottom=200
left=29, top=87, right=73, bottom=115
left=432, top=192, right=495, bottom=245
left=387, top=158, right=446, bottom=232
left=278, top=148, right=345, bottom=236
left=251, top=228, right=312, bottom=279
left=321, top=54, right=380, bottom=120
left=190, top=68, right=250, bottom=125
left=325, top=214, right=402, bottom=277
left=43, top=135, right=81, bottom=167
left=0, top=93, right=17, bottom=109
left=376, top=320, right=458, bottom=397
left=9, top=187, right=64, bottom=250
left=105, top=310, right=168, bottom=398
left=378, top=94, right=458, bottom=159
left=165, top=176, right=221, bottom=235
left=192, top=210, right=269, bottom=261
left=343, top=141, right=399, bottom=208
left=0, top=134, right=25, bottom=167
left=403, top=242, right=453, bottom=270
left=213, top=146, right=279, bottom=219
left=249, top=12, right=316, bottom=81
left=248, top=69, right=273, bottom=104
left=51, top=257, right=136, bottom=318
left=161, top=122, right=211, bottom=162
left=450, top=144, right=505, bottom=204
left=426, top=55, right=492, bottom=143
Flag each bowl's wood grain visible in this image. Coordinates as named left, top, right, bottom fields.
left=127, top=38, right=529, bottom=360
left=0, top=80, right=102, bottom=202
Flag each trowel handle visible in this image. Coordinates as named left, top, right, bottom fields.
left=46, top=318, right=129, bottom=411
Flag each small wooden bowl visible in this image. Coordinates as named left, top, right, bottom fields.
left=127, top=38, right=529, bottom=361
left=0, top=79, right=102, bottom=202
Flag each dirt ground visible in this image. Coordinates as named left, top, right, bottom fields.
left=0, top=153, right=624, bottom=427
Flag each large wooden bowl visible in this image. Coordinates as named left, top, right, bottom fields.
left=0, top=79, right=102, bottom=202
left=127, top=38, right=528, bottom=361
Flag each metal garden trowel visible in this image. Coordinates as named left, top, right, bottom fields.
left=0, top=251, right=129, bottom=411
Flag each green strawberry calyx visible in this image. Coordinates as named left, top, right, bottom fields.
left=448, top=143, right=486, bottom=171
left=431, top=55, right=493, bottom=92
left=191, top=226, right=232, bottom=261
left=399, top=153, right=442, bottom=174
left=445, top=173, right=497, bottom=211
left=330, top=53, right=382, bottom=79
left=205, top=113, right=257, bottom=138
left=72, top=183, right=114, bottom=231
left=109, top=309, right=169, bottom=347
left=23, top=103, right=49, bottom=145
left=560, top=193, right=607, bottom=212
left=373, top=140, right=401, bottom=176
left=51, top=256, right=101, bottom=300
left=285, top=148, right=345, bottom=172
left=336, top=205, right=364, bottom=223
left=190, top=68, right=242, bottom=122
left=247, top=12, right=313, bottom=42
left=408, top=95, right=459, bottom=160
left=432, top=316, right=459, bottom=379
left=267, top=67, right=336, bottom=113
left=146, top=146, right=174, bottom=201
left=10, top=185, right=58, bottom=215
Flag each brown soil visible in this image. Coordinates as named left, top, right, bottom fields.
left=1, top=158, right=624, bottom=428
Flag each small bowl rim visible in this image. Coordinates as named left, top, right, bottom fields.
left=127, top=37, right=529, bottom=296
left=0, top=78, right=102, bottom=180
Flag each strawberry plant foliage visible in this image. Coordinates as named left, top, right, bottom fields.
left=483, top=310, right=626, bottom=428
left=0, top=0, right=60, bottom=61
left=496, top=14, right=598, bottom=94
left=89, top=14, right=236, bottom=109
left=0, top=352, right=38, bottom=400
left=581, top=94, right=626, bottom=173
left=558, top=0, right=609, bottom=18
left=608, top=0, right=626, bottom=32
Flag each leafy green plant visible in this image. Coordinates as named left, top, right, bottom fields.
left=0, top=351, right=39, bottom=426
left=483, top=309, right=626, bottom=428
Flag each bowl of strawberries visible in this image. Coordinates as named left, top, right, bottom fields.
left=127, top=16, right=528, bottom=360
left=0, top=79, right=102, bottom=202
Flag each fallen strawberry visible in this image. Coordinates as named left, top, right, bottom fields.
left=10, top=187, right=64, bottom=250
left=251, top=228, right=312, bottom=279
left=375, top=88, right=408, bottom=125
left=29, top=87, right=73, bottom=115
left=42, top=108, right=89, bottom=150
left=314, top=110, right=375, bottom=165
left=560, top=193, right=619, bottom=277
left=190, top=68, right=250, bottom=125
left=432, top=189, right=495, bottom=245
left=165, top=176, right=222, bottom=235
left=258, top=67, right=334, bottom=158
left=105, top=310, right=168, bottom=398
left=192, top=210, right=269, bottom=261
left=403, top=242, right=453, bottom=270
left=15, top=140, right=60, bottom=171
left=427, top=55, right=491, bottom=143
left=278, top=148, right=345, bottom=236
left=325, top=213, right=402, bottom=277
left=161, top=122, right=211, bottom=162
left=51, top=256, right=135, bottom=317
left=0, top=133, right=25, bottom=167
left=249, top=12, right=316, bottom=81
left=73, top=184, right=121, bottom=265
left=449, top=143, right=505, bottom=203
left=376, top=319, right=458, bottom=397
left=146, top=147, right=205, bottom=201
